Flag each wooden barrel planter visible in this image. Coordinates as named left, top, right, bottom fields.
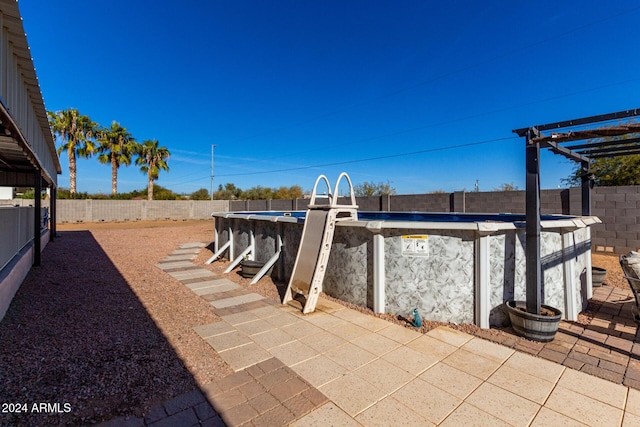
left=592, top=267, right=607, bottom=287
left=240, top=260, right=268, bottom=278
left=505, top=301, right=562, bottom=342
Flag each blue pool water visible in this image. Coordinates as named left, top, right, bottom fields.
left=234, top=211, right=569, bottom=223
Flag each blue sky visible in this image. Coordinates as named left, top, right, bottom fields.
left=18, top=0, right=640, bottom=195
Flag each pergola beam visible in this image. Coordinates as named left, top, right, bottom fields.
left=541, top=140, right=590, bottom=163
left=532, top=124, right=640, bottom=144
left=567, top=136, right=640, bottom=151
left=514, top=108, right=640, bottom=136
left=578, top=144, right=640, bottom=157
left=587, top=148, right=640, bottom=158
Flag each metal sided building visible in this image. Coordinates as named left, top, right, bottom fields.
left=0, top=0, right=60, bottom=321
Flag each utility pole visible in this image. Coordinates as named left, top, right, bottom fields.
left=211, top=144, right=216, bottom=200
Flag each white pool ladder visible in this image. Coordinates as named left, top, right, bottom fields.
left=282, top=172, right=358, bottom=314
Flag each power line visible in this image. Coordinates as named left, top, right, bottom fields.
left=216, top=136, right=517, bottom=178
left=219, top=76, right=640, bottom=170
left=167, top=74, right=639, bottom=186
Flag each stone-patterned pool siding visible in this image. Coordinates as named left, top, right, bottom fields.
left=216, top=217, right=230, bottom=249
left=254, top=220, right=278, bottom=263
left=213, top=214, right=593, bottom=326
left=323, top=226, right=372, bottom=308
left=232, top=218, right=251, bottom=257
left=282, top=222, right=303, bottom=283
left=382, top=228, right=475, bottom=323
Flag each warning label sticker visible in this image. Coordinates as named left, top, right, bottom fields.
left=401, top=235, right=429, bottom=257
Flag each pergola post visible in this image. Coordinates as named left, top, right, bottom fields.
left=525, top=129, right=541, bottom=315
left=581, top=161, right=591, bottom=216
left=580, top=160, right=594, bottom=299
left=50, top=185, right=57, bottom=241
left=33, top=171, right=41, bottom=267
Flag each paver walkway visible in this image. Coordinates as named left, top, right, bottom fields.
left=102, top=243, right=640, bottom=426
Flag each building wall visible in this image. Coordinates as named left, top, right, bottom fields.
left=0, top=2, right=60, bottom=323
left=0, top=187, right=13, bottom=199
left=0, top=6, right=59, bottom=185
left=0, top=206, right=49, bottom=321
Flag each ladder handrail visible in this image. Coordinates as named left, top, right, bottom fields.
left=309, top=172, right=358, bottom=209
left=333, top=172, right=358, bottom=209
left=309, top=174, right=333, bottom=207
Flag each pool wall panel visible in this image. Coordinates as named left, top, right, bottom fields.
left=488, top=232, right=521, bottom=326
left=383, top=228, right=475, bottom=323
left=217, top=218, right=230, bottom=247
left=232, top=219, right=250, bottom=258
left=323, top=227, right=372, bottom=308
left=254, top=221, right=277, bottom=263
left=539, top=231, right=565, bottom=310
left=282, top=223, right=303, bottom=282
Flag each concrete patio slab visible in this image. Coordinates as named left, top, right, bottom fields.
left=545, top=385, right=624, bottom=427
left=355, top=396, right=431, bottom=427
left=465, top=382, right=540, bottom=426
left=419, top=362, right=483, bottom=400
left=140, top=242, right=640, bottom=427
left=391, top=378, right=461, bottom=424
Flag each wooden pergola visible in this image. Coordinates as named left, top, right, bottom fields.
left=513, top=108, right=640, bottom=315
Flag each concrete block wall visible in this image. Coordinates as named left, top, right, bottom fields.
left=48, top=186, right=640, bottom=254
left=590, top=186, right=640, bottom=254
left=57, top=200, right=229, bottom=223
left=389, top=193, right=450, bottom=212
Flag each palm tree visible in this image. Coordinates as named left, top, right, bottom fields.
left=97, top=121, right=137, bottom=195
left=135, top=139, right=170, bottom=200
left=47, top=109, right=97, bottom=194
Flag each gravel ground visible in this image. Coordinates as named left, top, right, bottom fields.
left=592, top=252, right=629, bottom=290
left=0, top=220, right=232, bottom=426
left=0, top=220, right=632, bottom=426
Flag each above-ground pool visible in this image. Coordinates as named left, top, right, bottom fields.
left=211, top=210, right=599, bottom=328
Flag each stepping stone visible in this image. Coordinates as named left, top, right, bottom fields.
left=194, top=321, right=236, bottom=339
left=194, top=282, right=240, bottom=296
left=210, top=293, right=266, bottom=309
left=185, top=278, right=235, bottom=290
left=162, top=254, right=197, bottom=262
left=156, top=261, right=196, bottom=270
left=161, top=266, right=204, bottom=274
left=168, top=269, right=216, bottom=280
left=180, top=242, right=206, bottom=249
left=172, top=248, right=203, bottom=255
